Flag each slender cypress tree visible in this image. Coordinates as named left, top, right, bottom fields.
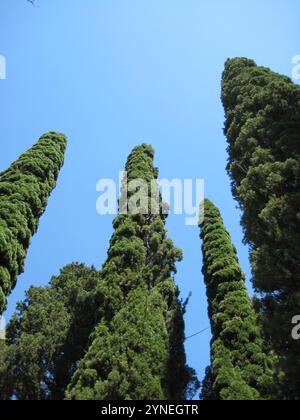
left=0, top=132, right=67, bottom=314
left=222, top=58, right=300, bottom=398
left=0, top=263, right=101, bottom=400
left=199, top=199, right=274, bottom=401
left=66, top=145, right=198, bottom=400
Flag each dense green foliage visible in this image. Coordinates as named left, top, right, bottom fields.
left=0, top=340, right=10, bottom=400
left=222, top=58, right=300, bottom=398
left=66, top=145, right=198, bottom=400
left=0, top=263, right=101, bottom=400
left=0, top=132, right=67, bottom=315
left=199, top=200, right=274, bottom=400
left=2, top=57, right=298, bottom=400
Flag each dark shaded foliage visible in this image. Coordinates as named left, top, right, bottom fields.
left=0, top=263, right=101, bottom=400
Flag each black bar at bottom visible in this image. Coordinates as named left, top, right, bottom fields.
left=97, top=402, right=201, bottom=416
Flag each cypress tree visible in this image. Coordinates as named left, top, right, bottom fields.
left=66, top=145, right=198, bottom=400
left=199, top=199, right=274, bottom=400
left=0, top=263, right=101, bottom=400
left=0, top=132, right=67, bottom=315
left=222, top=58, right=300, bottom=398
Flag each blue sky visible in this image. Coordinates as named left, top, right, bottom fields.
left=1, top=0, right=299, bottom=389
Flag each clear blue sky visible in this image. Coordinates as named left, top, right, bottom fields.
left=1, top=0, right=299, bottom=389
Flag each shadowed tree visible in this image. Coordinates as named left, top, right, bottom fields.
left=0, top=132, right=67, bottom=315
left=222, top=58, right=300, bottom=399
left=199, top=199, right=275, bottom=400
left=0, top=340, right=10, bottom=400
left=0, top=263, right=101, bottom=400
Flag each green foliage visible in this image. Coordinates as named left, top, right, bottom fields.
left=199, top=200, right=275, bottom=400
left=66, top=145, right=199, bottom=400
left=0, top=341, right=11, bottom=401
left=0, top=132, right=67, bottom=315
left=0, top=263, right=101, bottom=400
left=222, top=58, right=300, bottom=398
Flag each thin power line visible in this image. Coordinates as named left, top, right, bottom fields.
left=185, top=327, right=210, bottom=341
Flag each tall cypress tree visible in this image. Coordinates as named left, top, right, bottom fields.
left=222, top=58, right=300, bottom=398
left=66, top=145, right=198, bottom=400
left=199, top=199, right=274, bottom=401
left=0, top=132, right=67, bottom=314
left=0, top=263, right=101, bottom=400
